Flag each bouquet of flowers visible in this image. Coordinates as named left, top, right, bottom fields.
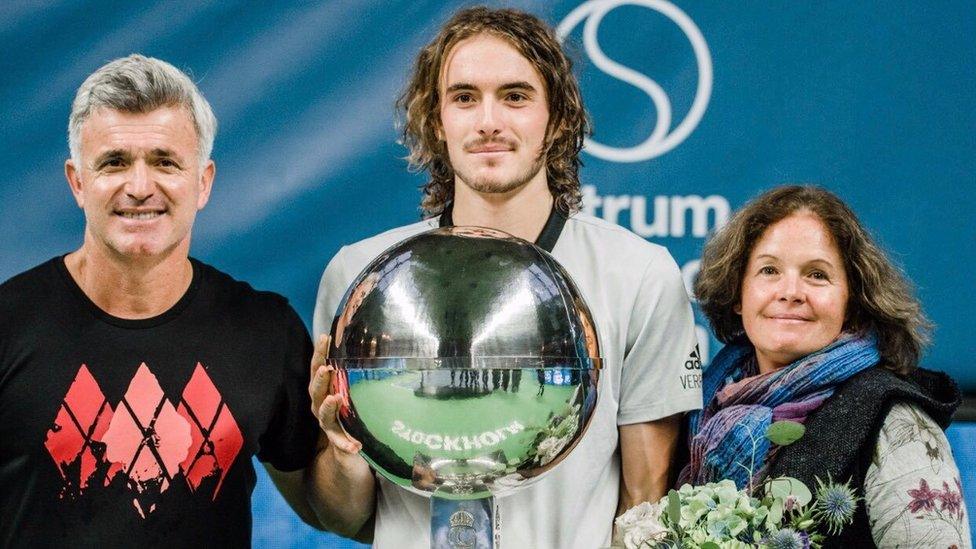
left=613, top=422, right=858, bottom=549
left=526, top=386, right=584, bottom=466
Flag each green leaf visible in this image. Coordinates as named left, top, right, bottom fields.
left=667, top=489, right=681, bottom=524
left=768, top=497, right=784, bottom=527
left=701, top=543, right=720, bottom=549
left=768, top=477, right=791, bottom=499
left=789, top=478, right=813, bottom=507
left=766, top=420, right=806, bottom=446
left=765, top=476, right=812, bottom=507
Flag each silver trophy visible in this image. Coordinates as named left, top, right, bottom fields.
left=327, top=226, right=601, bottom=548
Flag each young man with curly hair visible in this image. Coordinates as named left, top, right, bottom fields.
left=309, top=7, right=702, bottom=547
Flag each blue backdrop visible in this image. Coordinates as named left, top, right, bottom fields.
left=3, top=1, right=973, bottom=546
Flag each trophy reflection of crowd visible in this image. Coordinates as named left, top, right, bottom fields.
left=412, top=367, right=579, bottom=397
left=424, top=368, right=523, bottom=393
left=445, top=369, right=523, bottom=393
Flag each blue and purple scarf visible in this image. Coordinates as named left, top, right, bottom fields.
left=678, top=332, right=880, bottom=489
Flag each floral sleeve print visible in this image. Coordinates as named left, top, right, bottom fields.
left=864, top=402, right=971, bottom=548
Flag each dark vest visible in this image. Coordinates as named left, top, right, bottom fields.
left=767, top=367, right=961, bottom=547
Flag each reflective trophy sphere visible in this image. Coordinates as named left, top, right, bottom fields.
left=328, top=226, right=601, bottom=499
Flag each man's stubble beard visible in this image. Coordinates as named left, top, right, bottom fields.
left=453, top=153, right=547, bottom=196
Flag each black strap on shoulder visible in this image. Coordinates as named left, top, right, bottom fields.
left=438, top=201, right=566, bottom=253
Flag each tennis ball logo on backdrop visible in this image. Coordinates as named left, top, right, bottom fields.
left=559, top=1, right=723, bottom=364
left=557, top=0, right=713, bottom=163
left=556, top=0, right=727, bottom=245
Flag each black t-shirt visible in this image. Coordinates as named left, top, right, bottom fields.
left=0, top=257, right=318, bottom=548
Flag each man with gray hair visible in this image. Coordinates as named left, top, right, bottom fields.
left=0, top=54, right=329, bottom=546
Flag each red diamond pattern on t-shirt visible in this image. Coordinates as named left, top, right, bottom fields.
left=44, top=364, right=114, bottom=495
left=177, top=363, right=243, bottom=498
left=102, top=363, right=192, bottom=517
left=44, top=362, right=242, bottom=518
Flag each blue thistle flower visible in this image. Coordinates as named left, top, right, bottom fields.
left=765, top=528, right=807, bottom=549
left=813, top=476, right=859, bottom=535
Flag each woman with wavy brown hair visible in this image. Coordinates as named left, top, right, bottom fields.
left=679, top=185, right=969, bottom=547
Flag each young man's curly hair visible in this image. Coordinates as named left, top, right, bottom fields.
left=397, top=6, right=590, bottom=218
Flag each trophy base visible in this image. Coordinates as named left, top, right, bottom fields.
left=430, top=496, right=497, bottom=548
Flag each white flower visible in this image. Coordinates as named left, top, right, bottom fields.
left=614, top=501, right=667, bottom=548
left=616, top=501, right=658, bottom=528
left=535, top=434, right=572, bottom=465
left=622, top=525, right=667, bottom=549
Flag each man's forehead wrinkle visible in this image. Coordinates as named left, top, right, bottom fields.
left=89, top=104, right=193, bottom=125
left=81, top=117, right=198, bottom=163
left=82, top=107, right=197, bottom=139
left=101, top=124, right=180, bottom=138
left=85, top=125, right=179, bottom=147
left=109, top=123, right=173, bottom=130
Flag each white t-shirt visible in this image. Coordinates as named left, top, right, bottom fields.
left=313, top=212, right=702, bottom=548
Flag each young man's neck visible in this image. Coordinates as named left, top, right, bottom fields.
left=451, top=173, right=554, bottom=242
left=64, top=237, right=194, bottom=320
